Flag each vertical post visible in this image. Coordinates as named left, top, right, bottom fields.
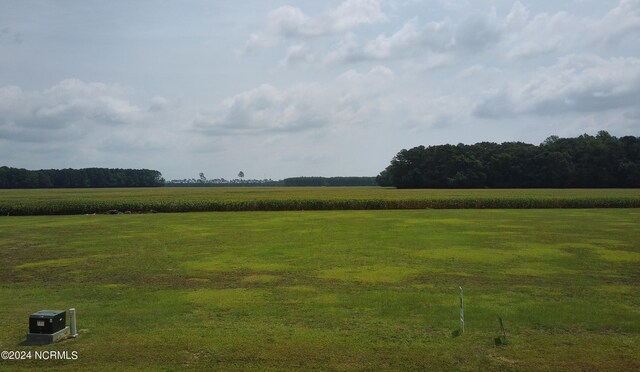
left=459, top=287, right=464, bottom=334
left=69, top=308, right=77, bottom=338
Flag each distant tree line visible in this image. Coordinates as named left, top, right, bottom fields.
left=377, top=131, right=640, bottom=188
left=166, top=178, right=283, bottom=187
left=283, top=176, right=378, bottom=186
left=166, top=176, right=377, bottom=187
left=166, top=171, right=281, bottom=186
left=0, top=167, right=165, bottom=188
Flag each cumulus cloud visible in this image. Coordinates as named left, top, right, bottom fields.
left=473, top=55, right=640, bottom=118
left=322, top=17, right=468, bottom=67
left=193, top=66, right=396, bottom=136
left=592, top=0, right=640, bottom=44
left=318, top=6, right=504, bottom=66
left=0, top=79, right=155, bottom=143
left=244, top=0, right=387, bottom=51
left=258, top=0, right=640, bottom=70
left=247, top=0, right=507, bottom=66
left=329, top=0, right=388, bottom=31
left=505, top=11, right=576, bottom=60
left=504, top=1, right=529, bottom=30
left=193, top=84, right=319, bottom=135
left=503, top=0, right=640, bottom=60
left=360, top=19, right=436, bottom=59
left=280, top=43, right=317, bottom=66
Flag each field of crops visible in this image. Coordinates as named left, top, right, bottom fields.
left=0, top=209, right=638, bottom=370
left=1, top=187, right=639, bottom=215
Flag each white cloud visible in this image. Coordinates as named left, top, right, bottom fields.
left=269, top=5, right=318, bottom=38
left=265, top=0, right=640, bottom=69
left=329, top=0, right=388, bottom=31
left=474, top=55, right=640, bottom=118
left=361, top=19, right=424, bottom=59
left=322, top=17, right=462, bottom=66
left=280, top=43, right=316, bottom=66
left=194, top=84, right=316, bottom=135
left=0, top=79, right=155, bottom=143
left=37, top=79, right=142, bottom=126
left=593, top=0, right=640, bottom=44
left=245, top=0, right=387, bottom=51
left=314, top=6, right=505, bottom=67
left=194, top=66, right=397, bottom=136
left=505, top=11, right=576, bottom=60
left=504, top=1, right=529, bottom=30
left=503, top=0, right=640, bottom=60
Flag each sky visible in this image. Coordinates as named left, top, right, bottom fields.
left=1, top=0, right=639, bottom=181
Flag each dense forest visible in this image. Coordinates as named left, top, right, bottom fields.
left=0, top=167, right=165, bottom=188
left=377, top=131, right=640, bottom=188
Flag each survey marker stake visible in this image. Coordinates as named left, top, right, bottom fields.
left=459, top=286, right=464, bottom=334
left=495, top=316, right=508, bottom=346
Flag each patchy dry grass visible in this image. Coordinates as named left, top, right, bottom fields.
left=0, top=209, right=638, bottom=370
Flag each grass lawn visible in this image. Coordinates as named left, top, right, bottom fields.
left=0, top=209, right=639, bottom=370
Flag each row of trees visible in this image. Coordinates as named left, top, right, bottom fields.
left=166, top=171, right=281, bottom=186
left=283, top=177, right=378, bottom=187
left=166, top=178, right=282, bottom=187
left=166, top=176, right=377, bottom=187
left=0, top=167, right=165, bottom=188
left=377, top=131, right=640, bottom=188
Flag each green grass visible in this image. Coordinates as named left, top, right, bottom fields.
left=1, top=187, right=639, bottom=215
left=0, top=209, right=639, bottom=370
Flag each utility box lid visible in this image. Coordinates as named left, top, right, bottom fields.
left=29, top=310, right=66, bottom=335
left=31, top=310, right=65, bottom=318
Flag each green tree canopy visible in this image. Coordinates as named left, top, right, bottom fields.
left=0, top=167, right=165, bottom=188
left=377, top=132, right=640, bottom=188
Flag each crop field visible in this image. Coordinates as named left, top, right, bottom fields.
left=1, top=187, right=640, bottom=215
left=0, top=208, right=639, bottom=370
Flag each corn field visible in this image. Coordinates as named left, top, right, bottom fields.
left=1, top=187, right=639, bottom=215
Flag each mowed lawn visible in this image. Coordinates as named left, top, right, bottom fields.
left=0, top=209, right=639, bottom=370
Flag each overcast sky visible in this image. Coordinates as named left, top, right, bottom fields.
left=1, top=0, right=639, bottom=180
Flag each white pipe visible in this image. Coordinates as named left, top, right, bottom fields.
left=69, top=308, right=77, bottom=337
